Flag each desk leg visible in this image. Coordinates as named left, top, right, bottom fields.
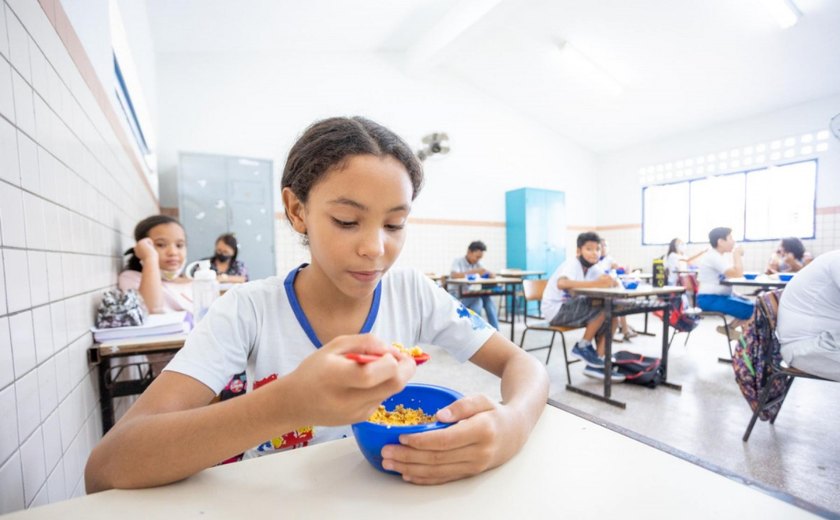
left=637, top=297, right=656, bottom=337
left=604, top=298, right=614, bottom=399
left=509, top=287, right=516, bottom=342
left=660, top=296, right=682, bottom=391
left=97, top=359, right=115, bottom=434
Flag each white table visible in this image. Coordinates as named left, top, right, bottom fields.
left=446, top=277, right=523, bottom=340
left=722, top=275, right=790, bottom=289
left=5, top=403, right=821, bottom=519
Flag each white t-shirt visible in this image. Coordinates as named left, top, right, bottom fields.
left=118, top=270, right=194, bottom=313
left=164, top=265, right=494, bottom=459
left=595, top=255, right=615, bottom=273
left=777, top=251, right=840, bottom=344
left=665, top=252, right=681, bottom=286
left=541, top=258, right=604, bottom=320
left=697, top=249, right=732, bottom=296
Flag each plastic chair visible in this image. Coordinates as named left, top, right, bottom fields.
left=741, top=290, right=836, bottom=441
left=517, top=279, right=582, bottom=384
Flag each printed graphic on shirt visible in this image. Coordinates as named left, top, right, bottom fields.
left=219, top=371, right=247, bottom=401
left=253, top=373, right=315, bottom=454
left=456, top=301, right=490, bottom=330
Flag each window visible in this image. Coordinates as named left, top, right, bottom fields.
left=745, top=161, right=816, bottom=240
left=642, top=183, right=689, bottom=245
left=641, top=159, right=817, bottom=245
left=689, top=173, right=745, bottom=243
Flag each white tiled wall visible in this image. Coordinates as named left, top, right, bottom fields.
left=0, top=0, right=157, bottom=513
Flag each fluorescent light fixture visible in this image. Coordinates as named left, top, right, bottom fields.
left=556, top=40, right=623, bottom=95
left=763, top=0, right=802, bottom=29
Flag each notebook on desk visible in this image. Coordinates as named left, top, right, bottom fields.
left=91, top=311, right=191, bottom=342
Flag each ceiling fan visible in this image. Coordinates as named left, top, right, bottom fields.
left=417, top=132, right=450, bottom=162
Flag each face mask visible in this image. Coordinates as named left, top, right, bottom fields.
left=215, top=253, right=232, bottom=262
left=160, top=258, right=186, bottom=281
left=579, top=255, right=596, bottom=269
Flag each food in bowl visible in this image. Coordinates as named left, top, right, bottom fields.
left=352, top=383, right=462, bottom=474
left=367, top=404, right=435, bottom=426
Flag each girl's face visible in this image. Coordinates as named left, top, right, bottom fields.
left=148, top=223, right=187, bottom=273
left=285, top=154, right=413, bottom=299
left=215, top=240, right=235, bottom=259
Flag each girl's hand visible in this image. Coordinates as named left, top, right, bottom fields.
left=276, top=334, right=416, bottom=428
left=134, top=237, right=158, bottom=263
left=595, top=274, right=615, bottom=288
left=380, top=395, right=524, bottom=485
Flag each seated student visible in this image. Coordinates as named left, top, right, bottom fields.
left=210, top=233, right=249, bottom=283
left=85, top=116, right=548, bottom=492
left=664, top=237, right=707, bottom=286
left=765, top=237, right=813, bottom=275
left=450, top=241, right=500, bottom=330
left=776, top=250, right=840, bottom=381
left=541, top=231, right=623, bottom=381
left=595, top=238, right=636, bottom=342
left=696, top=227, right=754, bottom=339
left=119, top=215, right=192, bottom=314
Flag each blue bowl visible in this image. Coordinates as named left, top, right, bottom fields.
left=779, top=273, right=794, bottom=282
left=622, top=280, right=639, bottom=290
left=743, top=273, right=758, bottom=280
left=352, top=383, right=462, bottom=474
left=481, top=272, right=491, bottom=279
left=466, top=274, right=478, bottom=281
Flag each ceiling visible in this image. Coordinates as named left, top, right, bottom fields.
left=143, top=0, right=840, bottom=153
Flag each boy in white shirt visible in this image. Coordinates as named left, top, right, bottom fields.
left=696, top=227, right=754, bottom=339
left=542, top=232, right=623, bottom=381
left=450, top=241, right=499, bottom=330
left=777, top=250, right=840, bottom=381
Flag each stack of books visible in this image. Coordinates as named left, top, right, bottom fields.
left=91, top=311, right=191, bottom=342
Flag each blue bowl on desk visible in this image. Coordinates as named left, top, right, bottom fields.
left=466, top=274, right=478, bottom=281
left=743, top=273, right=759, bottom=280
left=622, top=280, right=639, bottom=290
left=352, top=384, right=462, bottom=475
left=779, top=273, right=794, bottom=282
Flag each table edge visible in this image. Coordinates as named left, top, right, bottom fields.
left=547, top=399, right=837, bottom=519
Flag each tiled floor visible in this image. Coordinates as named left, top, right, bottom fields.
left=413, top=314, right=840, bottom=517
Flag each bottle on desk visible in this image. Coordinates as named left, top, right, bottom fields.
left=652, top=258, right=666, bottom=288
left=191, top=260, right=219, bottom=322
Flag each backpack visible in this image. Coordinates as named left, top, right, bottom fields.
left=613, top=350, right=665, bottom=388
left=653, top=296, right=700, bottom=333
left=95, top=289, right=147, bottom=329
left=731, top=290, right=787, bottom=422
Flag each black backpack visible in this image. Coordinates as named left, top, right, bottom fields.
left=613, top=351, right=664, bottom=388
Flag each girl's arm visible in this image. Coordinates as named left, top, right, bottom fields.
left=134, top=238, right=165, bottom=312
left=84, top=335, right=416, bottom=492
left=685, top=248, right=707, bottom=264
left=382, top=333, right=549, bottom=484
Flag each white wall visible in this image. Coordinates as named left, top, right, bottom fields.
left=594, top=95, right=840, bottom=271
left=155, top=50, right=598, bottom=273
left=1, top=0, right=158, bottom=513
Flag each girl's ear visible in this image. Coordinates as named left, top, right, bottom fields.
left=282, top=187, right=307, bottom=235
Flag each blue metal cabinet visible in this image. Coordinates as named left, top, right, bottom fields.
left=506, top=187, right=566, bottom=279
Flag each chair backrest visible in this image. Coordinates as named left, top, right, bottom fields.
left=522, top=279, right=547, bottom=302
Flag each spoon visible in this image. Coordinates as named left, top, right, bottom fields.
left=345, top=352, right=430, bottom=365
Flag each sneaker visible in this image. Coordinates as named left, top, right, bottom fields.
left=571, top=343, right=605, bottom=368
left=625, top=328, right=639, bottom=339
left=716, top=325, right=742, bottom=341
left=583, top=365, right=626, bottom=382
left=685, top=306, right=703, bottom=315
left=613, top=332, right=625, bottom=343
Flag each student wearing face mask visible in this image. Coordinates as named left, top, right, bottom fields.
left=664, top=238, right=707, bottom=286
left=541, top=232, right=622, bottom=380
left=208, top=233, right=249, bottom=283
left=120, top=215, right=193, bottom=314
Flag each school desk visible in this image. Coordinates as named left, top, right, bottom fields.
left=3, top=401, right=824, bottom=519
left=88, top=333, right=188, bottom=434
left=445, top=276, right=523, bottom=341
left=569, top=285, right=686, bottom=409
left=722, top=276, right=790, bottom=289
